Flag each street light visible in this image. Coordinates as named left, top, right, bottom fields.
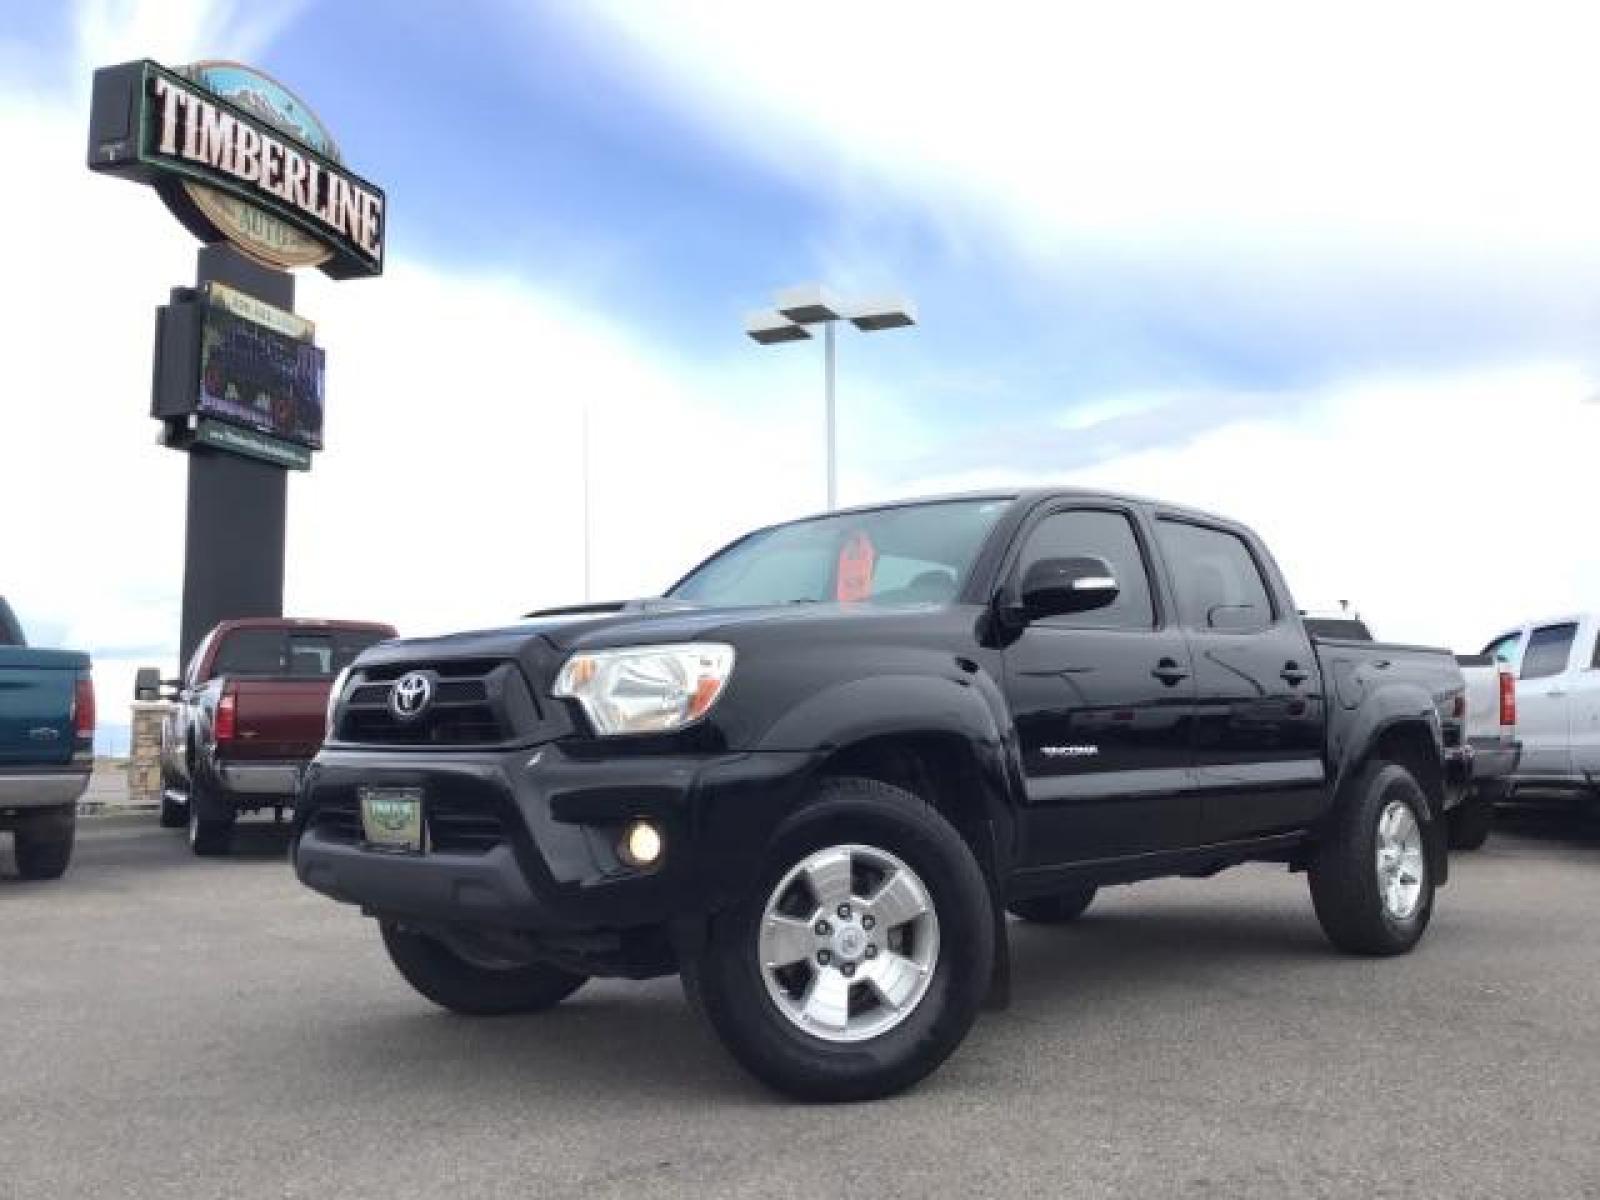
left=744, top=284, right=916, bottom=509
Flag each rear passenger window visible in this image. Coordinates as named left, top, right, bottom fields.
left=1482, top=633, right=1522, bottom=666
left=334, top=630, right=390, bottom=669
left=212, top=630, right=285, bottom=677
left=1521, top=623, right=1577, bottom=680
left=286, top=634, right=334, bottom=677
left=1016, top=509, right=1154, bottom=629
left=1157, top=520, right=1274, bottom=632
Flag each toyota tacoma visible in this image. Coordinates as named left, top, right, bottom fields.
left=294, top=490, right=1469, bottom=1100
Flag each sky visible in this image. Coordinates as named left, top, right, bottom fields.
left=5, top=0, right=1600, bottom=748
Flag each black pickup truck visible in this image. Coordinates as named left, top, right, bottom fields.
left=294, top=490, right=1469, bottom=1100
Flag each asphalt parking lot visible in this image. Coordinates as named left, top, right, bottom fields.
left=2, top=808, right=1597, bottom=1200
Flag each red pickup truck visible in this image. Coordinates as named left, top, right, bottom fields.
left=157, top=618, right=395, bottom=855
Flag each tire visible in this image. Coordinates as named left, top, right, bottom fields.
left=1309, top=760, right=1435, bottom=956
left=187, top=783, right=235, bottom=857
left=14, top=812, right=76, bottom=880
left=379, top=923, right=587, bottom=1015
left=1008, top=885, right=1097, bottom=924
left=158, top=770, right=187, bottom=830
left=1446, top=798, right=1493, bottom=852
left=682, top=776, right=993, bottom=1102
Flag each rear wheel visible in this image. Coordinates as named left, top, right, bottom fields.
left=1007, top=885, right=1097, bottom=924
left=187, top=783, right=235, bottom=857
left=683, top=776, right=993, bottom=1102
left=379, top=923, right=587, bottom=1015
left=14, top=813, right=75, bottom=881
left=1309, top=760, right=1435, bottom=955
left=1447, top=797, right=1493, bottom=851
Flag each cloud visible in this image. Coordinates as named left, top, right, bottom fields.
left=1, top=0, right=834, bottom=729
left=568, top=1, right=1600, bottom=377
left=877, top=362, right=1600, bottom=653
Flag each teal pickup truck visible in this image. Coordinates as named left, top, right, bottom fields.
left=1, top=597, right=94, bottom=879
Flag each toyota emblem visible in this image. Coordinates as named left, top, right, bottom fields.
left=389, top=671, right=434, bottom=721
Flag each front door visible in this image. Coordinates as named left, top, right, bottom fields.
left=1517, top=621, right=1578, bottom=779
left=1153, top=518, right=1327, bottom=843
left=1002, top=506, right=1199, bottom=866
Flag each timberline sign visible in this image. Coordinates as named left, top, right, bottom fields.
left=87, top=59, right=385, bottom=279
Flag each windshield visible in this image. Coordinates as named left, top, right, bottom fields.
left=669, top=498, right=1011, bottom=608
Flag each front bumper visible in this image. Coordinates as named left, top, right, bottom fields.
left=293, top=743, right=819, bottom=933
left=0, top=765, right=91, bottom=812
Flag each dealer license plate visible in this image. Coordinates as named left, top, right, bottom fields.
left=359, top=786, right=424, bottom=854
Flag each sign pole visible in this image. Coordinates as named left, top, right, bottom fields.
left=177, top=245, right=294, bottom=666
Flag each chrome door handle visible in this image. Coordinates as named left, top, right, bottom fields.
left=1152, top=659, right=1189, bottom=686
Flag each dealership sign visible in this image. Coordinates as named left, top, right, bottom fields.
left=87, top=59, right=385, bottom=278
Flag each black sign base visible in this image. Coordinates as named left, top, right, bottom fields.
left=178, top=245, right=294, bottom=666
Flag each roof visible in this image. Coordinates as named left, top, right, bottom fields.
left=208, top=617, right=397, bottom=634
left=789, top=486, right=1236, bottom=528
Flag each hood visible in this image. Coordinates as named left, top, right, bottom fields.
left=357, top=598, right=945, bottom=664
left=354, top=598, right=958, bottom=684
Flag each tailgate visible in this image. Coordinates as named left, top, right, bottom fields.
left=0, top=649, right=85, bottom=767
left=227, top=679, right=331, bottom=761
left=1454, top=655, right=1511, bottom=740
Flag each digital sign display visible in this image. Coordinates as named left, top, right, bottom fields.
left=198, top=281, right=324, bottom=451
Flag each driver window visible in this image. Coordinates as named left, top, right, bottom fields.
left=1018, top=509, right=1154, bottom=629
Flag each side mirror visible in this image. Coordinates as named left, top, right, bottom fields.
left=133, top=667, right=162, bottom=702
left=1019, top=556, right=1120, bottom=621
left=135, top=667, right=182, bottom=701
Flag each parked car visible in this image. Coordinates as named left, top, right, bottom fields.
left=1449, top=652, right=1521, bottom=848
left=1477, top=615, right=1600, bottom=807
left=0, top=596, right=94, bottom=879
left=293, top=489, right=1469, bottom=1100
left=1303, top=611, right=1518, bottom=849
left=154, top=617, right=395, bottom=856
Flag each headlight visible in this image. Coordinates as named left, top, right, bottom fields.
left=552, top=643, right=735, bottom=736
left=325, top=666, right=352, bottom=740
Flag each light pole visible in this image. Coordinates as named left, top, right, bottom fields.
left=745, top=284, right=916, bottom=510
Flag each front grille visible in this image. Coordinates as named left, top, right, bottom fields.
left=334, top=659, right=539, bottom=747
left=307, top=793, right=507, bottom=855
left=310, top=799, right=362, bottom=844
left=428, top=794, right=507, bottom=854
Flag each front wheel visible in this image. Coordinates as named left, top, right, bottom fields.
left=158, top=765, right=187, bottom=830
left=1309, top=760, right=1435, bottom=956
left=379, top=923, right=587, bottom=1015
left=683, top=776, right=993, bottom=1102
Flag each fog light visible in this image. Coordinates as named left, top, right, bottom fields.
left=619, top=819, right=664, bottom=869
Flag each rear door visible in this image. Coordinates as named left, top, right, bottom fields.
left=1154, top=517, right=1328, bottom=843
left=1001, top=502, right=1200, bottom=865
left=1517, top=621, right=1578, bottom=778
left=1567, top=618, right=1600, bottom=779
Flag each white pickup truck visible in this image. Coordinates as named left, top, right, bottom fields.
left=1304, top=614, right=1517, bottom=850
left=1479, top=615, right=1600, bottom=809
left=1449, top=651, right=1521, bottom=849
